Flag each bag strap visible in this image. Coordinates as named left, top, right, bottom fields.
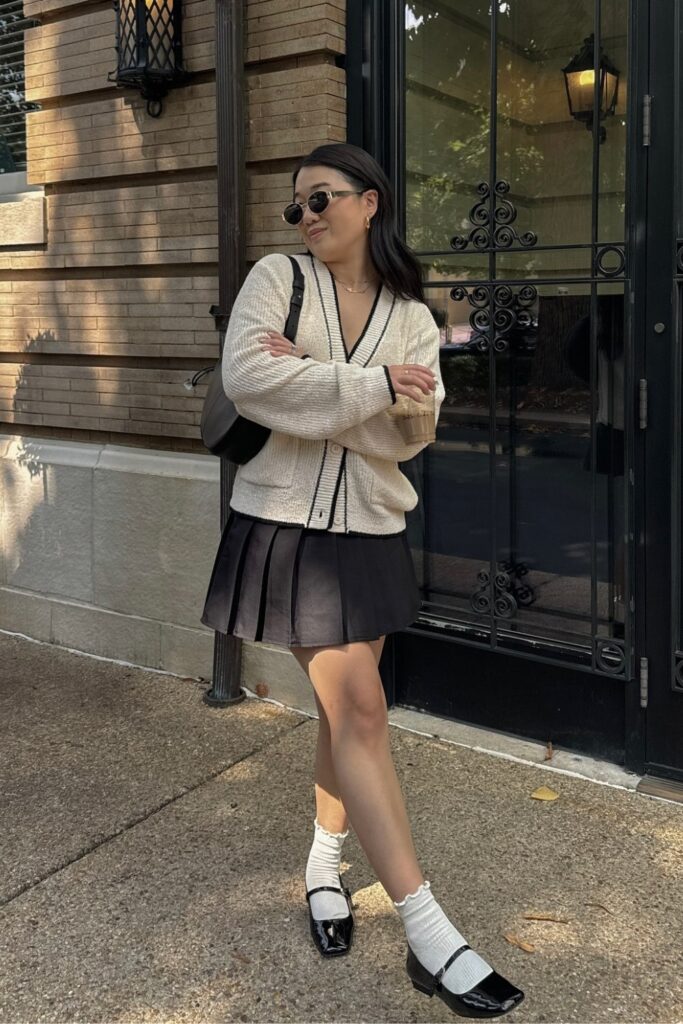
left=283, top=254, right=305, bottom=341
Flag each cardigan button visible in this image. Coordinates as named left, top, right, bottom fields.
left=330, top=442, right=342, bottom=454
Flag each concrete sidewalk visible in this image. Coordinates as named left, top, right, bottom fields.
left=1, top=630, right=682, bottom=1024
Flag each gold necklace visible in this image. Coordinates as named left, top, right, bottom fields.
left=331, top=272, right=373, bottom=294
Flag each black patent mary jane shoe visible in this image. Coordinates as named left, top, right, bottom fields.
left=406, top=943, right=525, bottom=1019
left=305, top=876, right=354, bottom=957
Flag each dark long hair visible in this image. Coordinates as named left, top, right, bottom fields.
left=292, top=143, right=424, bottom=304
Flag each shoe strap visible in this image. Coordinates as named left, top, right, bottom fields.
left=434, top=944, right=471, bottom=984
left=305, top=885, right=345, bottom=902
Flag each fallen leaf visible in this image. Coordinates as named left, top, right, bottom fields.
left=531, top=785, right=559, bottom=801
left=503, top=933, right=536, bottom=953
left=522, top=912, right=570, bottom=924
left=255, top=682, right=269, bottom=697
left=584, top=901, right=613, bottom=914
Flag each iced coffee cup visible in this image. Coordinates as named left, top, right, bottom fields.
left=389, top=389, right=436, bottom=444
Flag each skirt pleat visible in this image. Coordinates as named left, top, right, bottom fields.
left=200, top=508, right=422, bottom=648
left=291, top=532, right=346, bottom=645
left=199, top=512, right=256, bottom=636
left=230, top=520, right=278, bottom=641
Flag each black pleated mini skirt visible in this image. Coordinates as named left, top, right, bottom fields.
left=200, top=507, right=422, bottom=648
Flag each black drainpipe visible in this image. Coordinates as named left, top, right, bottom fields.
left=204, top=0, right=246, bottom=706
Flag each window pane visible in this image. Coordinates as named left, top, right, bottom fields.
left=0, top=0, right=40, bottom=176
left=405, top=1, right=491, bottom=252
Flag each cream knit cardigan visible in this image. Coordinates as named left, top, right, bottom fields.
left=221, top=250, right=445, bottom=535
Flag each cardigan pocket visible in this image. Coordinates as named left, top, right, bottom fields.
left=368, top=458, right=419, bottom=512
left=236, top=430, right=299, bottom=487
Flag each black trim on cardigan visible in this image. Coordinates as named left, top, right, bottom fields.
left=383, top=365, right=397, bottom=403
left=229, top=504, right=408, bottom=537
left=344, top=453, right=349, bottom=532
left=330, top=274, right=383, bottom=362
left=360, top=291, right=397, bottom=366
left=328, top=448, right=347, bottom=530
left=310, top=254, right=336, bottom=360
left=306, top=438, right=329, bottom=528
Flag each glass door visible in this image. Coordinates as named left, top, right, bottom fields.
left=346, top=0, right=647, bottom=761
left=400, top=0, right=633, bottom=677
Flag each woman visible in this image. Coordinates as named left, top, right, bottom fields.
left=201, top=143, right=525, bottom=1018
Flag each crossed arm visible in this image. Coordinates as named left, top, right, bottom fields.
left=289, top=306, right=445, bottom=462
left=329, top=313, right=444, bottom=461
left=222, top=254, right=396, bottom=440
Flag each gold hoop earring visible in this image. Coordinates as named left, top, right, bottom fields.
left=366, top=216, right=371, bottom=230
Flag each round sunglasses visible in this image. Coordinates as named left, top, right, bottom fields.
left=282, top=189, right=367, bottom=225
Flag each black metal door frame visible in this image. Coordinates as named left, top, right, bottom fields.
left=639, top=0, right=683, bottom=784
left=345, top=0, right=683, bottom=775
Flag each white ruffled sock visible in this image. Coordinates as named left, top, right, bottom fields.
left=393, top=880, right=493, bottom=995
left=305, top=818, right=351, bottom=921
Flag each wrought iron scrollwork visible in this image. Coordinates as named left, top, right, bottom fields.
left=674, top=653, right=683, bottom=693
left=451, top=181, right=538, bottom=252
left=677, top=241, right=683, bottom=276
left=594, top=637, right=626, bottom=676
left=449, top=283, right=538, bottom=353
left=471, top=561, right=536, bottom=619
left=594, top=244, right=626, bottom=278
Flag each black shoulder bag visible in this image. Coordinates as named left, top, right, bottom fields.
left=189, top=255, right=305, bottom=463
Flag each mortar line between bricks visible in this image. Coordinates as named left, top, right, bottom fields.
left=0, top=718, right=308, bottom=910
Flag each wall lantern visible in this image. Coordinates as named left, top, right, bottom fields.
left=107, top=0, right=190, bottom=118
left=562, top=33, right=619, bottom=143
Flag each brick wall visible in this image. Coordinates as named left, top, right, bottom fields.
left=1, top=0, right=346, bottom=452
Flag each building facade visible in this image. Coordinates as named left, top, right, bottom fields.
left=1, top=0, right=682, bottom=792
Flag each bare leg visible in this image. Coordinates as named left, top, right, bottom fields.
left=290, top=640, right=524, bottom=1011
left=294, top=636, right=386, bottom=836
left=290, top=638, right=423, bottom=903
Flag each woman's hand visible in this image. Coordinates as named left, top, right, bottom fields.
left=259, top=331, right=304, bottom=357
left=386, top=364, right=437, bottom=403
